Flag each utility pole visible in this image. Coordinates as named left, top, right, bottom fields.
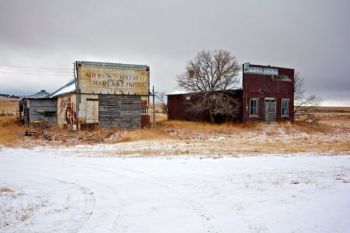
left=152, top=85, right=156, bottom=127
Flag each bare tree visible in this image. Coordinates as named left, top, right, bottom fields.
left=294, top=73, right=321, bottom=123
left=156, top=91, right=168, bottom=113
left=177, top=50, right=241, bottom=123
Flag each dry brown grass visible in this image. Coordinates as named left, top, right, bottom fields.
left=0, top=116, right=23, bottom=146
left=158, top=119, right=263, bottom=131
left=293, top=121, right=333, bottom=133
left=314, top=106, right=350, bottom=113
left=238, top=141, right=350, bottom=154
left=1, top=111, right=349, bottom=155
left=316, top=112, right=350, bottom=127
left=0, top=100, right=19, bottom=115
left=118, top=127, right=172, bottom=142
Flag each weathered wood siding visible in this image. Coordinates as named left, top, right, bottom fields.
left=27, top=99, right=57, bottom=125
left=98, top=95, right=141, bottom=129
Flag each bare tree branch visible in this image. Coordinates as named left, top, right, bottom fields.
left=156, top=91, right=168, bottom=113
left=177, top=50, right=241, bottom=123
left=294, top=73, right=321, bottom=123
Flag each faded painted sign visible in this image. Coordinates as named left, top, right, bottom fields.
left=57, top=94, right=77, bottom=128
left=77, top=64, right=149, bottom=95
left=243, top=63, right=278, bottom=76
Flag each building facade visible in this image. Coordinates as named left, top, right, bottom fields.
left=50, top=61, right=150, bottom=130
left=242, top=63, right=294, bottom=122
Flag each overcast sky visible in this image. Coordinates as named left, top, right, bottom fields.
left=0, top=0, right=349, bottom=105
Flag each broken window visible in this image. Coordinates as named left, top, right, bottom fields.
left=250, top=98, right=258, bottom=117
left=281, top=98, right=289, bottom=117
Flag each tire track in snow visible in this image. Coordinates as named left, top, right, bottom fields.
left=0, top=167, right=96, bottom=233
left=55, top=162, right=127, bottom=233
left=149, top=173, right=270, bottom=233
left=66, top=161, right=221, bottom=233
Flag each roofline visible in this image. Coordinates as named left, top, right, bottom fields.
left=243, top=62, right=294, bottom=71
left=76, top=61, right=150, bottom=70
left=49, top=79, right=76, bottom=98
left=50, top=91, right=76, bottom=98
left=21, top=97, right=55, bottom=100
left=167, top=88, right=243, bottom=96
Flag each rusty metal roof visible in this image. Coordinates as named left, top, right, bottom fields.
left=25, top=90, right=51, bottom=99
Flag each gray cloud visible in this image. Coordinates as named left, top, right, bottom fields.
left=0, top=0, right=349, bottom=105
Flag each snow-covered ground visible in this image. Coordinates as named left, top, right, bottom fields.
left=1, top=147, right=350, bottom=233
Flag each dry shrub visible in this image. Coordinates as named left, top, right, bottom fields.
left=0, top=186, right=14, bottom=193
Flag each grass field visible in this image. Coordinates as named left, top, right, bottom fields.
left=1, top=95, right=349, bottom=154
left=0, top=97, right=19, bottom=115
left=0, top=108, right=349, bottom=154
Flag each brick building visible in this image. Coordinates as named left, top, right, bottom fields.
left=167, top=63, right=294, bottom=123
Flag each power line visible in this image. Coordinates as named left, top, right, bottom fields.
left=0, top=71, right=72, bottom=76
left=0, top=65, right=72, bottom=72
left=0, top=65, right=74, bottom=76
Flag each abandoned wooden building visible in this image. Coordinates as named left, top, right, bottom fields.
left=20, top=61, right=151, bottom=130
left=19, top=90, right=57, bottom=126
left=167, top=63, right=294, bottom=123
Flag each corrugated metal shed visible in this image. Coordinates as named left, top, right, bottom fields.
left=27, top=90, right=50, bottom=99
left=19, top=90, right=57, bottom=126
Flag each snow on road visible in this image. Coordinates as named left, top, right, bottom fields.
left=1, top=147, right=350, bottom=233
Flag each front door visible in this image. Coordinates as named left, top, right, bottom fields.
left=265, top=98, right=276, bottom=122
left=86, top=99, right=99, bottom=124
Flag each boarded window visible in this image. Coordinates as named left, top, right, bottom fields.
left=86, top=99, right=99, bottom=123
left=281, top=98, right=289, bottom=117
left=250, top=98, right=258, bottom=117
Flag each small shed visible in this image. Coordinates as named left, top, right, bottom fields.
left=19, top=90, right=57, bottom=126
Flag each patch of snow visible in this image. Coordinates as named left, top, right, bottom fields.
left=0, top=148, right=350, bottom=233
